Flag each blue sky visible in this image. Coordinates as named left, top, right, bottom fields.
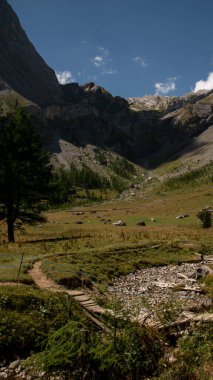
left=9, top=0, right=213, bottom=98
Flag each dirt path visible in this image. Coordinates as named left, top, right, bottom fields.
left=0, top=282, right=25, bottom=286
left=29, top=261, right=111, bottom=332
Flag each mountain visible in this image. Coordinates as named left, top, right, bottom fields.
left=0, top=0, right=212, bottom=169
left=39, top=83, right=213, bottom=166
left=0, top=0, right=63, bottom=106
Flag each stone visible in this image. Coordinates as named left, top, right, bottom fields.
left=176, top=214, right=189, bottom=219
left=0, top=372, right=8, bottom=379
left=137, top=221, right=146, bottom=226
left=9, top=359, right=21, bottom=370
left=109, top=262, right=211, bottom=326
left=112, top=220, right=126, bottom=226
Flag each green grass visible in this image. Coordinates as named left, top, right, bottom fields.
left=154, top=160, right=184, bottom=175
left=40, top=242, right=198, bottom=288
left=0, top=285, right=85, bottom=360
left=0, top=182, right=212, bottom=284
left=161, top=162, right=213, bottom=191
left=201, top=274, right=213, bottom=297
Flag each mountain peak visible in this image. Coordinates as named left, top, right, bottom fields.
left=0, top=0, right=63, bottom=106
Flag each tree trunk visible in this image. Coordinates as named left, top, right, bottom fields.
left=7, top=218, right=15, bottom=243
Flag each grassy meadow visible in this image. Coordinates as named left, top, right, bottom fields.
left=0, top=183, right=212, bottom=286
left=0, top=166, right=213, bottom=379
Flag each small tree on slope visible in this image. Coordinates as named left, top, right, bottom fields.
left=0, top=108, right=51, bottom=242
left=197, top=209, right=212, bottom=229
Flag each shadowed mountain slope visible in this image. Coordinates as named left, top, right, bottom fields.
left=0, top=0, right=212, bottom=169
left=0, top=0, right=63, bottom=106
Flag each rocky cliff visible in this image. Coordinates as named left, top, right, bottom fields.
left=0, top=0, right=63, bottom=106
left=39, top=82, right=213, bottom=166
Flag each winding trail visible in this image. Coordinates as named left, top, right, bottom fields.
left=1, top=256, right=213, bottom=333
left=29, top=261, right=112, bottom=333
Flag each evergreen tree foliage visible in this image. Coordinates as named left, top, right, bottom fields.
left=0, top=108, right=51, bottom=242
left=197, top=209, right=212, bottom=229
left=111, top=157, right=135, bottom=179
left=49, top=164, right=110, bottom=205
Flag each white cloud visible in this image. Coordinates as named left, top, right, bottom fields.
left=154, top=77, right=177, bottom=95
left=92, top=56, right=104, bottom=67
left=56, top=70, right=75, bottom=85
left=132, top=56, right=147, bottom=67
left=92, top=45, right=112, bottom=68
left=103, top=69, right=118, bottom=75
left=193, top=72, right=213, bottom=92
left=90, top=45, right=118, bottom=80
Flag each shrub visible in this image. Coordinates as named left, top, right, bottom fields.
left=197, top=209, right=212, bottom=229
left=111, top=157, right=136, bottom=179
left=29, top=320, right=163, bottom=380
left=33, top=321, right=94, bottom=374
left=0, top=287, right=83, bottom=359
left=0, top=310, right=46, bottom=358
left=158, top=322, right=213, bottom=380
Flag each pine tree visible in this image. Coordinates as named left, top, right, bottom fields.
left=197, top=209, right=212, bottom=229
left=0, top=108, right=52, bottom=242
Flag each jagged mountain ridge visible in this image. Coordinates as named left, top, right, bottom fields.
left=39, top=83, right=213, bottom=166
left=0, top=0, right=213, bottom=168
left=127, top=91, right=212, bottom=113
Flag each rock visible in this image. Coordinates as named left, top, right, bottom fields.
left=0, top=372, right=8, bottom=379
left=9, top=359, right=21, bottom=370
left=176, top=214, right=189, bottom=219
left=109, top=262, right=211, bottom=326
left=137, top=221, right=146, bottom=226
left=38, top=371, right=46, bottom=378
left=191, top=265, right=213, bottom=279
left=19, top=370, right=26, bottom=378
left=112, top=220, right=126, bottom=226
left=150, top=218, right=156, bottom=222
left=177, top=273, right=188, bottom=280
left=201, top=265, right=213, bottom=275
left=168, top=354, right=177, bottom=364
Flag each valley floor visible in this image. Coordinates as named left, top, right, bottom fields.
left=0, top=183, right=212, bottom=379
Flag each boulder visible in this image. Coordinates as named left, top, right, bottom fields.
left=137, top=221, right=146, bottom=226
left=112, top=220, right=126, bottom=226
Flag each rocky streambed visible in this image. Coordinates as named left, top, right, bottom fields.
left=108, top=261, right=213, bottom=326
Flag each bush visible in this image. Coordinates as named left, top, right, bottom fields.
left=197, top=209, right=212, bottom=229
left=92, top=323, right=163, bottom=379
left=0, top=286, right=83, bottom=359
left=111, top=157, right=136, bottom=179
left=158, top=323, right=213, bottom=380
left=28, top=320, right=163, bottom=380
left=32, top=321, right=94, bottom=375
